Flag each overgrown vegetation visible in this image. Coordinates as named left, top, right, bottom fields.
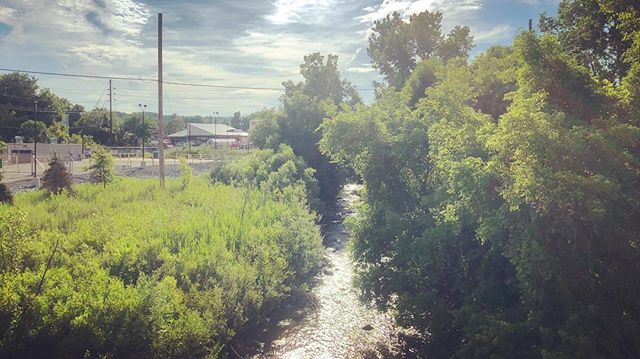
left=321, top=2, right=640, bottom=357
left=0, top=177, right=322, bottom=358
left=211, top=144, right=320, bottom=211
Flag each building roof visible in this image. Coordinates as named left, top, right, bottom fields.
left=167, top=129, right=188, bottom=138
left=167, top=123, right=248, bottom=138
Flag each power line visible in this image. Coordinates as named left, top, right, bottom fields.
left=0, top=93, right=41, bottom=101
left=0, top=67, right=377, bottom=92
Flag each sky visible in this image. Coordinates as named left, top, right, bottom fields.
left=0, top=0, right=559, bottom=117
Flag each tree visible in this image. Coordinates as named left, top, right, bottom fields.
left=471, top=45, right=516, bottom=120
left=19, top=120, right=47, bottom=142
left=230, top=111, right=243, bottom=130
left=46, top=121, right=70, bottom=143
left=437, top=25, right=474, bottom=61
left=368, top=10, right=474, bottom=88
left=539, top=0, right=640, bottom=81
left=88, top=147, right=115, bottom=187
left=276, top=53, right=361, bottom=202
left=322, top=27, right=640, bottom=358
left=73, top=109, right=115, bottom=145
left=248, top=109, right=281, bottom=149
left=165, top=113, right=186, bottom=135
left=41, top=155, right=72, bottom=195
left=0, top=72, right=77, bottom=141
left=120, top=113, right=154, bottom=146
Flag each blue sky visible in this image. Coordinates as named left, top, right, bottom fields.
left=0, top=0, right=559, bottom=116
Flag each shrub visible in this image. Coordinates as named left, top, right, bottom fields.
left=0, top=173, right=12, bottom=206
left=178, top=158, right=192, bottom=189
left=41, top=154, right=72, bottom=195
left=211, top=144, right=320, bottom=210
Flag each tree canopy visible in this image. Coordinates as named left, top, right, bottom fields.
left=321, top=3, right=640, bottom=356
left=368, top=10, right=474, bottom=88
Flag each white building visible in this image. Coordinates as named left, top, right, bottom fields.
left=167, top=123, right=249, bottom=147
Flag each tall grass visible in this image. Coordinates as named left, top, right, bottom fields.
left=0, top=177, right=322, bottom=358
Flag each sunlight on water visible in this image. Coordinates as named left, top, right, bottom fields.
left=256, top=184, right=397, bottom=359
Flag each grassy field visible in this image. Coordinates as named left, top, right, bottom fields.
left=0, top=176, right=323, bottom=358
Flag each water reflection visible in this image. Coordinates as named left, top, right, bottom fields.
left=234, top=184, right=398, bottom=359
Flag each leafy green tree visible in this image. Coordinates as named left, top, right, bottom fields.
left=401, top=59, right=439, bottom=108
left=41, top=154, right=72, bottom=195
left=322, top=26, right=640, bottom=358
left=46, top=121, right=70, bottom=143
left=0, top=72, right=77, bottom=141
left=73, top=109, right=115, bottom=145
left=230, top=111, right=243, bottom=130
left=165, top=113, right=186, bottom=135
left=120, top=112, right=155, bottom=146
left=19, top=120, right=47, bottom=142
left=248, top=108, right=282, bottom=149
left=539, top=0, right=640, bottom=81
left=88, top=146, right=115, bottom=187
left=470, top=45, right=516, bottom=120
left=276, top=53, right=360, bottom=202
left=368, top=10, right=474, bottom=88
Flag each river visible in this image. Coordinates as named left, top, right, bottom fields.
left=231, top=184, right=398, bottom=359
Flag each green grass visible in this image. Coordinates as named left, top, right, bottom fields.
left=0, top=177, right=323, bottom=358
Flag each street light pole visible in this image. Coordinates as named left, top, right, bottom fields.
left=138, top=104, right=147, bottom=163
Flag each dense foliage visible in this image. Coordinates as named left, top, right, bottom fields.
left=249, top=53, right=360, bottom=203
left=368, top=10, right=474, bottom=88
left=0, top=177, right=323, bottom=358
left=211, top=144, right=320, bottom=211
left=321, top=11, right=640, bottom=358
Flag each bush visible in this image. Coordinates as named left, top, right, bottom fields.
left=0, top=173, right=12, bottom=205
left=0, top=177, right=322, bottom=358
left=211, top=144, right=320, bottom=211
left=41, top=154, right=72, bottom=195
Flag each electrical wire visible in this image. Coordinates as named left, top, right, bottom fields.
left=0, top=67, right=377, bottom=91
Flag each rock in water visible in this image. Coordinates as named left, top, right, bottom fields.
left=362, top=324, right=374, bottom=331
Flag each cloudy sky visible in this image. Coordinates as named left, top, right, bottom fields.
left=0, top=0, right=558, bottom=116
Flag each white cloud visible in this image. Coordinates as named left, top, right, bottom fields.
left=356, top=0, right=482, bottom=23
left=265, top=0, right=336, bottom=25
left=0, top=0, right=548, bottom=115
left=348, top=66, right=376, bottom=73
left=472, top=24, right=513, bottom=42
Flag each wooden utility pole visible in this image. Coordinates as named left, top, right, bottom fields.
left=529, top=19, right=533, bottom=31
left=109, top=79, right=113, bottom=143
left=157, top=12, right=166, bottom=188
left=33, top=100, right=38, bottom=178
